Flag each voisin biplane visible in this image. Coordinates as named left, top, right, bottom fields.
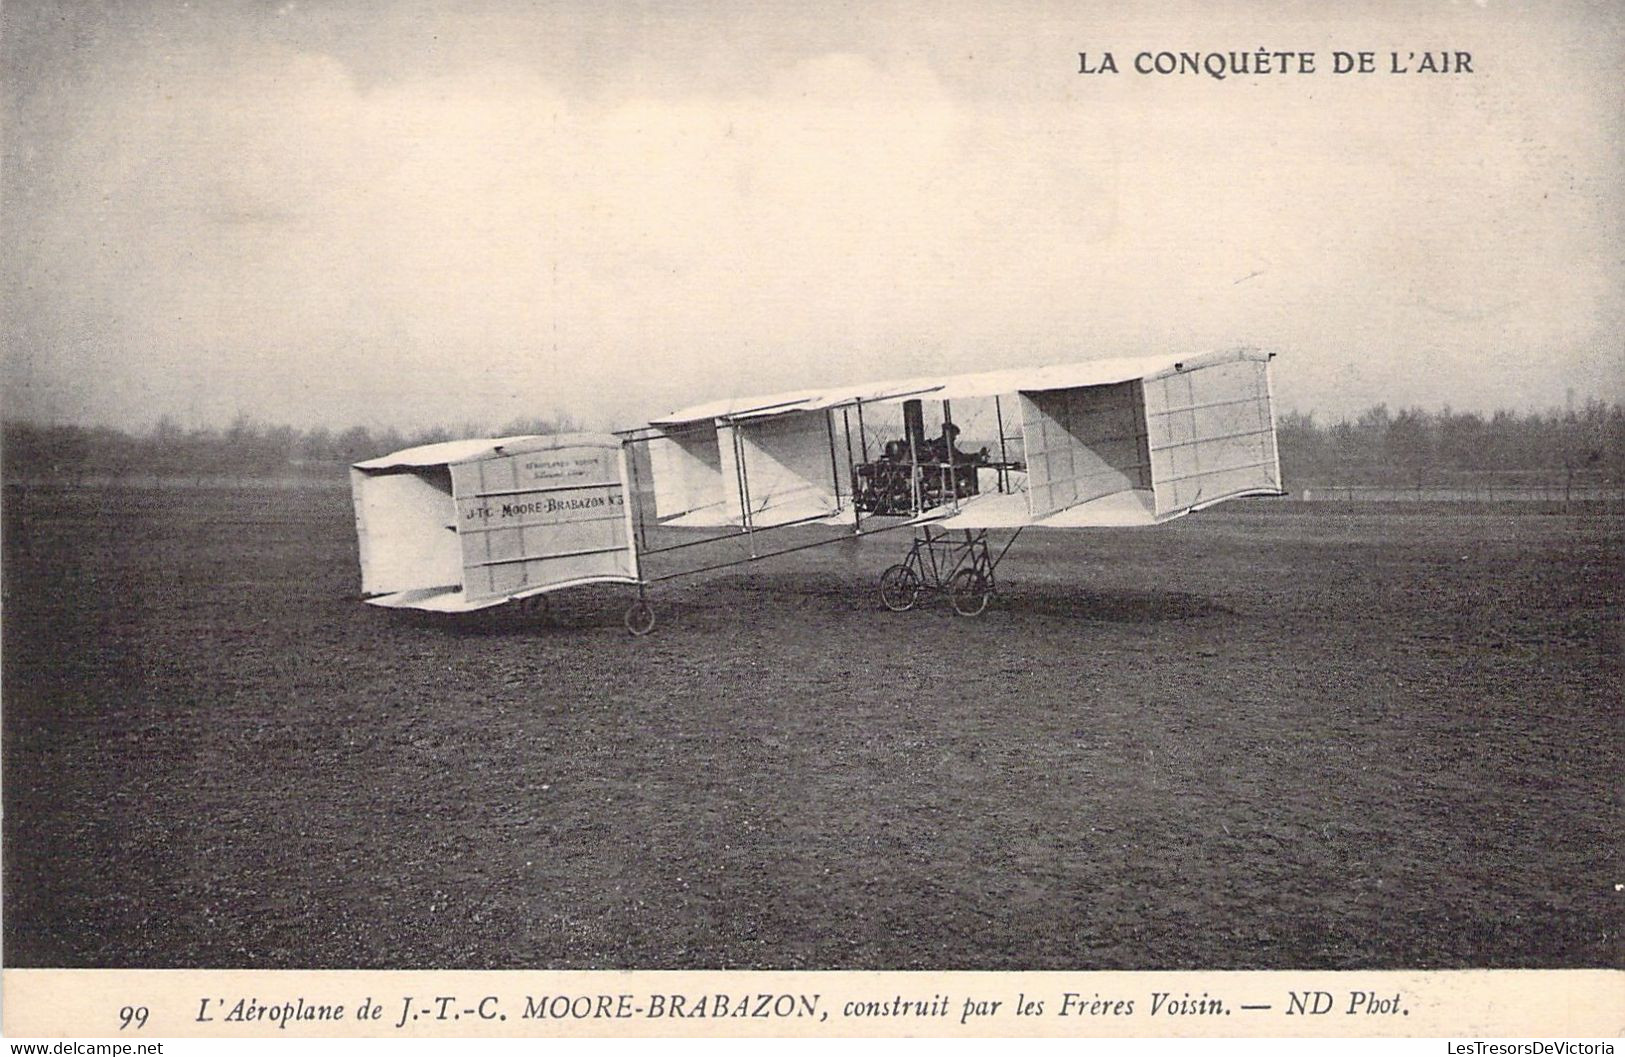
left=351, top=348, right=1284, bottom=633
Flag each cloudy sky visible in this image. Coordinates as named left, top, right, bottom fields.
left=3, top=0, right=1620, bottom=431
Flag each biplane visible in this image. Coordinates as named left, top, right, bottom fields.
left=351, top=347, right=1284, bottom=632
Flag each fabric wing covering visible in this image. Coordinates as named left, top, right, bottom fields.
left=351, top=433, right=639, bottom=612
left=643, top=409, right=846, bottom=529
left=637, top=346, right=1281, bottom=533
left=1143, top=354, right=1281, bottom=517
left=932, top=348, right=1283, bottom=529
left=646, top=422, right=729, bottom=526
left=724, top=410, right=845, bottom=528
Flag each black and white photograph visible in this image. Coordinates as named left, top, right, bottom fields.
left=2, top=0, right=1620, bottom=1041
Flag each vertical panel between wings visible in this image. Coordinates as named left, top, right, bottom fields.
left=647, top=423, right=726, bottom=522
left=1144, top=359, right=1281, bottom=517
left=350, top=467, right=461, bottom=595
left=449, top=444, right=635, bottom=602
left=1018, top=381, right=1151, bottom=519
left=731, top=410, right=843, bottom=527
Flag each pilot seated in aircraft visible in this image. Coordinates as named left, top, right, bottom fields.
left=927, top=423, right=989, bottom=466
left=926, top=423, right=988, bottom=500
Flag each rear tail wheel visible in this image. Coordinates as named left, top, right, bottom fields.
left=518, top=593, right=550, bottom=618
left=948, top=568, right=991, bottom=616
left=624, top=599, right=656, bottom=636
left=879, top=564, right=921, bottom=612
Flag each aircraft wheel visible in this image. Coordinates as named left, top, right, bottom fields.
left=949, top=568, right=990, bottom=617
left=518, top=593, right=549, bottom=618
left=623, top=599, right=656, bottom=636
left=879, top=564, right=921, bottom=612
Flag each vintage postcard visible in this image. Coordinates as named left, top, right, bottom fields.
left=2, top=0, right=1620, bottom=1043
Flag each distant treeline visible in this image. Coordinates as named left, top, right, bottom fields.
left=3, top=403, right=1622, bottom=486
left=1277, top=401, right=1624, bottom=485
left=2, top=415, right=577, bottom=483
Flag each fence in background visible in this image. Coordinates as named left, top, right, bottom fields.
left=1294, top=469, right=1621, bottom=505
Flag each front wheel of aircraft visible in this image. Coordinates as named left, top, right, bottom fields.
left=623, top=600, right=656, bottom=636
left=879, top=564, right=921, bottom=612
left=949, top=568, right=991, bottom=617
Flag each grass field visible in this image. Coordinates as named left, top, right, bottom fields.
left=2, top=483, right=1620, bottom=969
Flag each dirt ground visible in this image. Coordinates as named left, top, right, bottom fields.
left=2, top=483, right=1619, bottom=969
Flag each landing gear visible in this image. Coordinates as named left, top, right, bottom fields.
left=879, top=564, right=922, bottom=612
left=623, top=598, right=656, bottom=636
left=876, top=527, right=1016, bottom=617
left=948, top=568, right=991, bottom=617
